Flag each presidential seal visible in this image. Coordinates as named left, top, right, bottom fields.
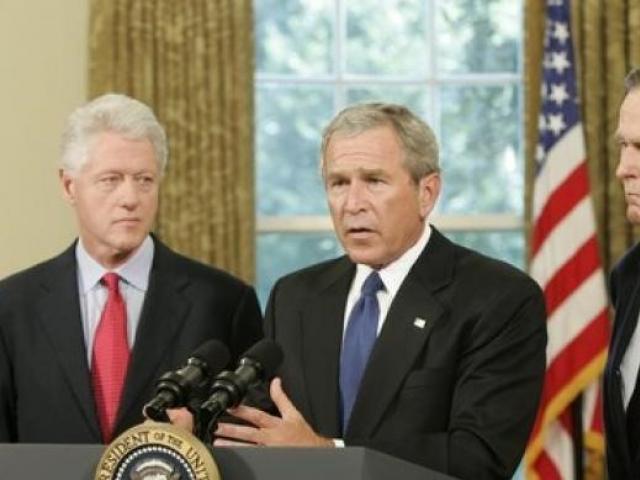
left=94, top=422, right=220, bottom=480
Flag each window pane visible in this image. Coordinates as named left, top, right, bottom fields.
left=256, top=84, right=334, bottom=215
left=346, top=0, right=429, bottom=76
left=256, top=232, right=343, bottom=307
left=444, top=230, right=524, bottom=270
left=346, top=85, right=430, bottom=119
left=435, top=0, right=521, bottom=73
left=438, top=84, right=522, bottom=215
left=255, top=0, right=334, bottom=75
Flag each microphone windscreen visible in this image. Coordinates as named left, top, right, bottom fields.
left=191, top=339, right=231, bottom=375
left=242, top=339, right=283, bottom=378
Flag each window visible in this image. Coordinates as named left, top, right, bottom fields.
left=255, top=0, right=524, bottom=306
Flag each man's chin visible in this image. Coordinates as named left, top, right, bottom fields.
left=627, top=206, right=640, bottom=225
left=109, top=235, right=146, bottom=257
left=345, top=248, right=385, bottom=269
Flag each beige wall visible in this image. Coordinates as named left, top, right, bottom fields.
left=0, top=0, right=88, bottom=277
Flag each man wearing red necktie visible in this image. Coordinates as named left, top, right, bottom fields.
left=0, top=94, right=263, bottom=444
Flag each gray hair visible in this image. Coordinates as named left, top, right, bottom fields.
left=60, top=93, right=168, bottom=175
left=320, top=102, right=440, bottom=183
left=625, top=68, right=640, bottom=96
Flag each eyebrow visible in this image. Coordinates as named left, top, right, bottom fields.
left=327, top=166, right=387, bottom=177
left=614, top=131, right=640, bottom=144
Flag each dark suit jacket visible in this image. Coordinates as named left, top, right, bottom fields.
left=0, top=238, right=263, bottom=443
left=604, top=241, right=640, bottom=478
left=265, top=228, right=546, bottom=480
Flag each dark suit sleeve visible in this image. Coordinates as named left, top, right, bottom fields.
left=0, top=297, right=16, bottom=442
left=609, top=264, right=619, bottom=306
left=228, top=285, right=264, bottom=361
left=263, top=280, right=278, bottom=341
left=245, top=281, right=280, bottom=415
left=350, top=281, right=547, bottom=479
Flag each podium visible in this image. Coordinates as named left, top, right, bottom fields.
left=0, top=443, right=459, bottom=479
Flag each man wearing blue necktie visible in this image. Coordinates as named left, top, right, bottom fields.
left=211, top=103, right=547, bottom=480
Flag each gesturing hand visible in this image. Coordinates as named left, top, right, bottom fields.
left=213, top=377, right=333, bottom=447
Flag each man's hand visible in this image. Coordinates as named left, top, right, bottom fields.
left=213, top=377, right=334, bottom=447
left=166, top=407, right=194, bottom=431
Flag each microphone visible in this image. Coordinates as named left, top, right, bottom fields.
left=197, top=339, right=283, bottom=439
left=143, top=339, right=231, bottom=422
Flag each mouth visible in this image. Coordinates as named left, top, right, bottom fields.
left=345, top=227, right=375, bottom=238
left=114, top=218, right=141, bottom=226
left=625, top=192, right=640, bottom=203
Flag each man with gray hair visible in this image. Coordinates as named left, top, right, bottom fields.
left=604, top=67, right=640, bottom=479
left=211, top=103, right=547, bottom=479
left=0, top=93, right=263, bottom=444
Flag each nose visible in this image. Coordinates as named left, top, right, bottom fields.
left=118, top=177, right=141, bottom=209
left=344, top=181, right=367, bottom=213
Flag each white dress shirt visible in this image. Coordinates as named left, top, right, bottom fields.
left=342, top=223, right=432, bottom=338
left=75, top=235, right=154, bottom=366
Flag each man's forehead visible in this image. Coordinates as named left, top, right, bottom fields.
left=326, top=164, right=387, bottom=178
left=621, top=90, right=640, bottom=116
left=618, top=94, right=640, bottom=138
left=80, top=144, right=158, bottom=177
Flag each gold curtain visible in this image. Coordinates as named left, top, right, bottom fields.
left=525, top=0, right=640, bottom=275
left=89, top=0, right=255, bottom=282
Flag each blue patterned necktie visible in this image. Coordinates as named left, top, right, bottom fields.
left=339, top=270, right=385, bottom=432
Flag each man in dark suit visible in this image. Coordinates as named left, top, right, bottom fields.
left=211, top=103, right=547, bottom=479
left=604, top=68, right=640, bottom=478
left=0, top=94, right=263, bottom=444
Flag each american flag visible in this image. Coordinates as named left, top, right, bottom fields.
left=524, top=0, right=610, bottom=479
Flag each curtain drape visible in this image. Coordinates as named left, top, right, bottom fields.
left=525, top=0, right=640, bottom=275
left=89, top=0, right=255, bottom=282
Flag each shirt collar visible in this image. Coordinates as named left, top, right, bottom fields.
left=354, top=223, right=432, bottom=297
left=76, top=235, right=155, bottom=293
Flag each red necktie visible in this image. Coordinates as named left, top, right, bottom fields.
left=91, top=272, right=130, bottom=443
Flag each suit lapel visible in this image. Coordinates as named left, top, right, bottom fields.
left=346, top=228, right=453, bottom=438
left=300, top=258, right=354, bottom=437
left=611, top=269, right=640, bottom=468
left=35, top=245, right=101, bottom=440
left=610, top=275, right=640, bottom=375
left=115, top=241, right=191, bottom=431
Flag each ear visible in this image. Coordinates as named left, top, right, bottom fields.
left=417, top=173, right=441, bottom=219
left=59, top=169, right=77, bottom=205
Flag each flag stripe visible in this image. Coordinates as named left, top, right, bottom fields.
left=532, top=162, right=590, bottom=255
left=538, top=310, right=609, bottom=415
left=542, top=236, right=601, bottom=316
left=529, top=197, right=597, bottom=288
left=534, top=449, right=563, bottom=480
left=546, top=270, right=609, bottom=363
left=532, top=125, right=585, bottom=219
left=546, top=412, right=576, bottom=479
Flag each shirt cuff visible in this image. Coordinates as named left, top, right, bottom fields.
left=332, top=438, right=345, bottom=448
